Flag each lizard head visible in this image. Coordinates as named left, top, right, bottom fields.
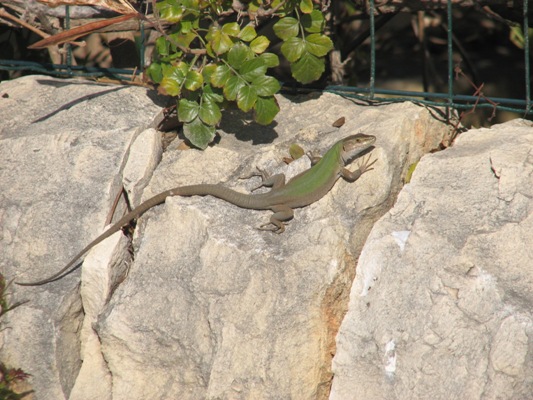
left=341, top=133, right=376, bottom=164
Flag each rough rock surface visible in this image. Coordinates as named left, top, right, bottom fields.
left=331, top=119, right=533, bottom=399
left=0, top=75, right=166, bottom=399
left=1, top=76, right=450, bottom=399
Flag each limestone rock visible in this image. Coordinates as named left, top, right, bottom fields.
left=331, top=119, right=533, bottom=399
left=0, top=75, right=166, bottom=398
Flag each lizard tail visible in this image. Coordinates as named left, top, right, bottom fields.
left=16, top=184, right=267, bottom=286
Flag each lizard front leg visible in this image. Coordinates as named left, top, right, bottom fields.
left=307, top=151, right=322, bottom=166
left=341, top=154, right=377, bottom=182
left=258, top=205, right=294, bottom=233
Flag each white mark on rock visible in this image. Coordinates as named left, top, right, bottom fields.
left=384, top=339, right=396, bottom=378
left=391, top=230, right=410, bottom=252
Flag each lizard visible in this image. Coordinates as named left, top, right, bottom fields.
left=16, top=133, right=376, bottom=286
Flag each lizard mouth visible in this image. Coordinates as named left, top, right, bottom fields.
left=343, top=144, right=375, bottom=164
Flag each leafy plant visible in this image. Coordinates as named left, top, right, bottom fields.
left=0, top=362, right=32, bottom=400
left=147, top=0, right=334, bottom=149
left=273, top=9, right=333, bottom=84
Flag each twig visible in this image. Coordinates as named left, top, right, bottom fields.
left=449, top=64, right=498, bottom=140
left=0, top=7, right=50, bottom=38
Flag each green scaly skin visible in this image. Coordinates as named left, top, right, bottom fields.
left=16, top=134, right=376, bottom=286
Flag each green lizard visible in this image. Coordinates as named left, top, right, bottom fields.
left=16, top=133, right=376, bottom=286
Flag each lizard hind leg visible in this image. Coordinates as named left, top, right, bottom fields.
left=258, top=205, right=294, bottom=234
left=258, top=173, right=285, bottom=190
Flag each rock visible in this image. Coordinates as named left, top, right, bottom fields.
left=331, top=119, right=533, bottom=400
left=0, top=75, right=166, bottom=398
left=1, top=75, right=449, bottom=399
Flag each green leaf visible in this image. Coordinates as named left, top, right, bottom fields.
left=228, top=43, right=252, bottom=69
left=211, top=64, right=233, bottom=87
left=260, top=53, right=280, bottom=68
left=291, top=52, right=325, bottom=84
left=299, top=0, right=313, bottom=13
left=248, top=0, right=260, bottom=13
left=168, top=31, right=197, bottom=49
left=175, top=61, right=190, bottom=76
left=146, top=63, right=162, bottom=83
left=159, top=62, right=189, bottom=96
left=237, top=85, right=258, bottom=112
left=239, top=25, right=257, bottom=42
left=280, top=36, right=305, bottom=62
left=181, top=0, right=199, bottom=10
left=405, top=162, right=418, bottom=183
left=202, top=64, right=217, bottom=81
left=210, top=1, right=223, bottom=14
left=239, top=58, right=267, bottom=81
left=178, top=98, right=199, bottom=122
left=205, top=41, right=215, bottom=58
left=222, top=22, right=240, bottom=37
left=273, top=17, right=299, bottom=40
left=251, top=75, right=280, bottom=96
left=199, top=97, right=222, bottom=125
left=301, top=10, right=325, bottom=33
left=208, top=28, right=233, bottom=55
left=202, top=84, right=224, bottom=103
left=289, top=143, right=305, bottom=160
left=154, top=35, right=183, bottom=61
left=270, top=0, right=292, bottom=15
left=179, top=20, right=195, bottom=34
left=510, top=26, right=526, bottom=49
left=183, top=118, right=216, bottom=149
left=157, top=1, right=184, bottom=23
left=184, top=70, right=203, bottom=91
left=305, top=33, right=334, bottom=57
left=254, top=96, right=279, bottom=125
left=250, top=36, right=270, bottom=54
left=223, top=75, right=246, bottom=101
left=155, top=36, right=171, bottom=56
